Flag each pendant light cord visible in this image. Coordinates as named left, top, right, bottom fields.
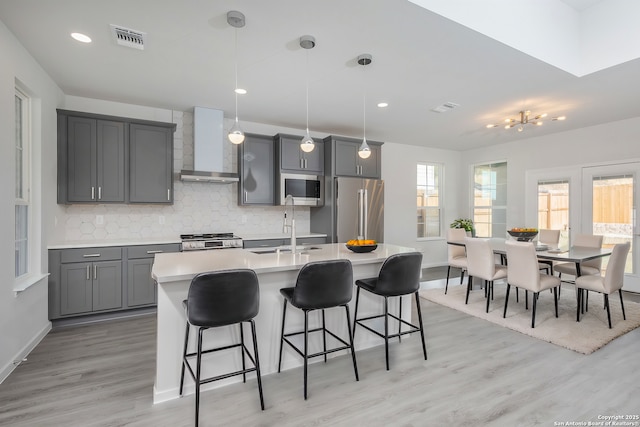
left=305, top=49, right=309, bottom=133
left=234, top=28, right=239, bottom=122
left=363, top=64, right=367, bottom=140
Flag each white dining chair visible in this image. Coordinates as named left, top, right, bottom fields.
left=445, top=228, right=468, bottom=294
left=537, top=229, right=560, bottom=274
left=504, top=240, right=560, bottom=328
left=554, top=234, right=604, bottom=279
left=464, top=237, right=507, bottom=313
left=575, top=242, right=630, bottom=328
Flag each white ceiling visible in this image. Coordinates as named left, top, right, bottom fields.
left=1, top=0, right=639, bottom=151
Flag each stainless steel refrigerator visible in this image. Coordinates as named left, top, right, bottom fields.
left=310, top=177, right=384, bottom=243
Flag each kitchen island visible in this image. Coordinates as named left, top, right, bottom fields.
left=151, top=243, right=417, bottom=403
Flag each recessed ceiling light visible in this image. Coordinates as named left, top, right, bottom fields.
left=377, top=102, right=388, bottom=108
left=71, top=32, right=92, bottom=43
left=235, top=88, right=247, bottom=95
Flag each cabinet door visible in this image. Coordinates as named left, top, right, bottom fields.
left=297, top=236, right=327, bottom=245
left=279, top=136, right=324, bottom=174
left=302, top=139, right=324, bottom=174
left=67, top=117, right=97, bottom=202
left=129, top=123, right=173, bottom=203
left=92, top=261, right=123, bottom=311
left=358, top=144, right=381, bottom=178
left=243, top=239, right=287, bottom=248
left=127, top=258, right=156, bottom=307
left=334, top=140, right=359, bottom=177
left=60, top=262, right=93, bottom=315
left=96, top=120, right=126, bottom=202
left=238, top=134, right=275, bottom=205
left=280, top=136, right=304, bottom=171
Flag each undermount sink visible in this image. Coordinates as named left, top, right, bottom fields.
left=250, top=246, right=321, bottom=255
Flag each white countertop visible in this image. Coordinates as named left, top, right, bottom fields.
left=152, top=243, right=415, bottom=283
left=240, top=232, right=327, bottom=240
left=47, top=233, right=327, bottom=250
left=48, top=237, right=181, bottom=250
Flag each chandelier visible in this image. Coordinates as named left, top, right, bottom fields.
left=486, top=110, right=566, bottom=132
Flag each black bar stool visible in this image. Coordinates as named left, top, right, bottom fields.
left=277, top=259, right=359, bottom=399
left=353, top=252, right=427, bottom=370
left=179, top=269, right=264, bottom=426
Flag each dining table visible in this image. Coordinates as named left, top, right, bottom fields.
left=447, top=237, right=613, bottom=277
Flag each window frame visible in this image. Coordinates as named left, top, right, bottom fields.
left=416, top=162, right=443, bottom=240
left=472, top=161, right=507, bottom=238
left=15, top=86, right=31, bottom=280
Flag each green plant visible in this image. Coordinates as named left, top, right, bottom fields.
left=450, top=218, right=474, bottom=232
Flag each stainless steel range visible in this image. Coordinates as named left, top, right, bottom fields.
left=180, top=233, right=243, bottom=251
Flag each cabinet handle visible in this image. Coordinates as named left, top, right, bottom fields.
left=98, top=187, right=102, bottom=200
left=86, top=265, right=90, bottom=280
left=91, top=186, right=95, bottom=200
left=304, top=158, right=308, bottom=169
left=83, top=253, right=101, bottom=258
left=300, top=158, right=304, bottom=169
left=146, top=250, right=163, bottom=254
left=167, top=189, right=171, bottom=201
left=93, top=265, right=97, bottom=280
left=244, top=191, right=248, bottom=202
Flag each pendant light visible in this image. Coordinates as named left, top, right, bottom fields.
left=357, top=54, right=372, bottom=159
left=299, top=35, right=316, bottom=153
left=227, top=11, right=245, bottom=145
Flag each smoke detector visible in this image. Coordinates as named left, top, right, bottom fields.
left=110, top=24, right=146, bottom=50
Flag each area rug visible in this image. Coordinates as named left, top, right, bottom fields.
left=419, top=283, right=640, bottom=354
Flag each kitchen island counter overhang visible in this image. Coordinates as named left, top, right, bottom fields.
left=151, top=243, right=418, bottom=404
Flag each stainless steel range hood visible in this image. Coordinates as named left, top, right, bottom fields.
left=180, top=107, right=239, bottom=183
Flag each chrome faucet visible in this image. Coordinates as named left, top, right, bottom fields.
left=283, top=194, right=297, bottom=254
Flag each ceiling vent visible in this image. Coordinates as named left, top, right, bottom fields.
left=110, top=24, right=145, bottom=50
left=431, top=102, right=460, bottom=113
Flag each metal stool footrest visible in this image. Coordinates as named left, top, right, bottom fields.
left=282, top=327, right=352, bottom=360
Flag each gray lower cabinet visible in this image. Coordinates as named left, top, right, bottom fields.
left=238, top=133, right=275, bottom=205
left=125, top=243, right=180, bottom=307
left=53, top=247, right=123, bottom=317
left=327, top=136, right=382, bottom=179
left=49, top=243, right=179, bottom=321
left=60, top=261, right=122, bottom=315
left=243, top=236, right=326, bottom=249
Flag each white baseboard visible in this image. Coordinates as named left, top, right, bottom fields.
left=0, top=322, right=52, bottom=384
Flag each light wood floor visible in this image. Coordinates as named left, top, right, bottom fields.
left=1, top=288, right=639, bottom=427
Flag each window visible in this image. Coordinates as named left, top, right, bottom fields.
left=15, top=88, right=30, bottom=278
left=473, top=162, right=507, bottom=237
left=417, top=163, right=442, bottom=238
left=537, top=179, right=569, bottom=248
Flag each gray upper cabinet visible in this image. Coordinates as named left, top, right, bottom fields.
left=57, top=109, right=175, bottom=205
left=238, top=133, right=275, bottom=205
left=129, top=123, right=174, bottom=204
left=276, top=133, right=324, bottom=174
left=330, top=136, right=382, bottom=178
left=65, top=116, right=126, bottom=203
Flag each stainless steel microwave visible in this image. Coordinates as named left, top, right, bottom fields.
left=279, top=173, right=324, bottom=206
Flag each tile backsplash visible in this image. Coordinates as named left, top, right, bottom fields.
left=61, top=111, right=309, bottom=241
